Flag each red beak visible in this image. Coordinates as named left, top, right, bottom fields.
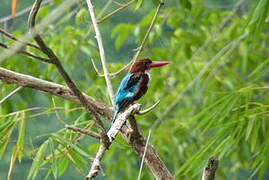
left=149, top=61, right=170, bottom=68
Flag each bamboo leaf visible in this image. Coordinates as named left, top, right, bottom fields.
left=7, top=145, right=18, bottom=180
left=17, top=112, right=26, bottom=162
left=27, top=140, right=49, bottom=180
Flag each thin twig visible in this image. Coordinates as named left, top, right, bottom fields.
left=86, top=0, right=115, bottom=107
left=0, top=28, right=40, bottom=50
left=0, top=87, right=23, bottom=104
left=90, top=58, right=102, bottom=76
left=0, top=42, right=51, bottom=63
left=201, top=157, right=218, bottom=180
left=112, top=1, right=125, bottom=7
left=137, top=129, right=152, bottom=180
left=0, top=0, right=52, bottom=24
left=108, top=3, right=164, bottom=77
left=65, top=125, right=101, bottom=139
left=97, top=0, right=136, bottom=23
left=137, top=100, right=160, bottom=115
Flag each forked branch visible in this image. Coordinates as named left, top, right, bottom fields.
left=28, top=0, right=106, bottom=132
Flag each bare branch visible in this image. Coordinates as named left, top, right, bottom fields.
left=107, top=104, right=141, bottom=142
left=202, top=157, right=218, bottom=180
left=65, top=125, right=101, bottom=139
left=0, top=67, right=113, bottom=119
left=97, top=0, right=136, bottom=23
left=0, top=28, right=40, bottom=50
left=0, top=87, right=22, bottom=104
left=86, top=142, right=107, bottom=179
left=112, top=1, right=125, bottom=7
left=28, top=0, right=107, bottom=132
left=86, top=0, right=115, bottom=107
left=90, top=58, right=103, bottom=76
left=126, top=116, right=174, bottom=180
left=137, top=100, right=160, bottom=115
left=0, top=42, right=51, bottom=63
left=137, top=130, right=152, bottom=180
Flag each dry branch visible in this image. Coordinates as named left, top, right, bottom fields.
left=0, top=28, right=40, bottom=50
left=0, top=87, right=22, bottom=104
left=202, top=157, right=218, bottom=180
left=97, top=0, right=136, bottom=23
left=0, top=67, right=112, bottom=119
left=0, top=42, right=51, bottom=63
left=107, top=104, right=141, bottom=142
left=65, top=125, right=101, bottom=139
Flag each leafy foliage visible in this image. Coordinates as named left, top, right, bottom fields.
left=0, top=0, right=269, bottom=179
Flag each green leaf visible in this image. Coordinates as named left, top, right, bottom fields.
left=112, top=24, right=134, bottom=50
left=17, top=113, right=26, bottom=162
left=135, top=0, right=144, bottom=10
left=58, top=157, right=69, bottom=176
left=179, top=0, right=192, bottom=10
left=245, top=0, right=269, bottom=37
left=75, top=8, right=88, bottom=25
left=27, top=140, right=49, bottom=180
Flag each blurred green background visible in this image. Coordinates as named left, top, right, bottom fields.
left=1, top=0, right=269, bottom=179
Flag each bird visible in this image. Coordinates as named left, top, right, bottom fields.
left=112, top=58, right=170, bottom=123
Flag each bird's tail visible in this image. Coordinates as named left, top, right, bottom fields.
left=112, top=111, right=119, bottom=123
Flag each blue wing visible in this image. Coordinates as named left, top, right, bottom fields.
left=112, top=73, right=141, bottom=122
left=112, top=73, right=150, bottom=123
left=115, top=73, right=140, bottom=108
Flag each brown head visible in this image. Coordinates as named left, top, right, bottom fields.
left=129, top=58, right=170, bottom=73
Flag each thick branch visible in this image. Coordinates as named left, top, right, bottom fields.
left=0, top=67, right=112, bottom=119
left=0, top=67, right=173, bottom=179
left=107, top=104, right=141, bottom=142
left=87, top=104, right=141, bottom=179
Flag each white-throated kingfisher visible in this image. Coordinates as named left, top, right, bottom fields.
left=112, top=58, right=170, bottom=122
